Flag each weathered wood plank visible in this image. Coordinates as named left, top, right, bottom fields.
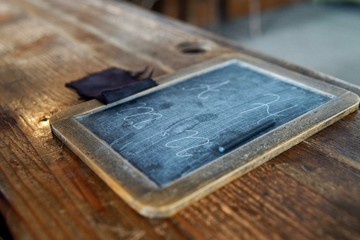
left=18, top=0, right=229, bottom=71
left=303, top=113, right=360, bottom=169
left=0, top=0, right=359, bottom=239
left=275, top=139, right=360, bottom=216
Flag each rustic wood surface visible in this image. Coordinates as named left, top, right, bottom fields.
left=0, top=0, right=359, bottom=239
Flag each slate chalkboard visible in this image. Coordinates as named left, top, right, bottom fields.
left=76, top=61, right=331, bottom=187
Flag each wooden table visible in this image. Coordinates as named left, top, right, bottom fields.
left=0, top=0, right=359, bottom=239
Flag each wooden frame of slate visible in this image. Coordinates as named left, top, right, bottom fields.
left=51, top=54, right=359, bottom=218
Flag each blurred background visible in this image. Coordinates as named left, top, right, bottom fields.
left=123, top=0, right=360, bottom=86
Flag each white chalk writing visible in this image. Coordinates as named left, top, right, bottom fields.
left=182, top=80, right=230, bottom=100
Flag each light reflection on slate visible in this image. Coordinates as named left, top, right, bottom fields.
left=76, top=62, right=331, bottom=187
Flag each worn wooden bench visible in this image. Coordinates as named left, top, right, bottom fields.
left=0, top=0, right=359, bottom=239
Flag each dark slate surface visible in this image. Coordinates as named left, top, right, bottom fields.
left=76, top=62, right=331, bottom=187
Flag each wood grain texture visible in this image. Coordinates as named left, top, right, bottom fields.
left=0, top=0, right=359, bottom=239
